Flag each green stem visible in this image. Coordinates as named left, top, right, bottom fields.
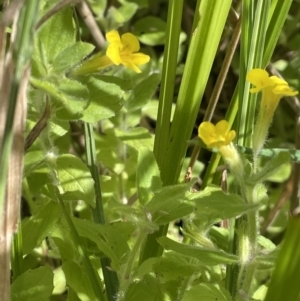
left=11, top=221, right=23, bottom=281
left=236, top=205, right=258, bottom=298
left=84, top=122, right=119, bottom=301
left=55, top=186, right=105, bottom=301
left=242, top=211, right=258, bottom=294
left=118, top=230, right=147, bottom=300
left=177, top=276, right=192, bottom=301
left=225, top=217, right=238, bottom=297
left=140, top=0, right=184, bottom=263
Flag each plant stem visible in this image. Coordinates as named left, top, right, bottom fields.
left=55, top=186, right=105, bottom=301
left=11, top=221, right=23, bottom=281
left=84, top=122, right=119, bottom=301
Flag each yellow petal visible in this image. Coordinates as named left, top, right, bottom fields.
left=198, top=122, right=216, bottom=146
left=215, top=120, right=230, bottom=136
left=106, top=44, right=122, bottom=65
left=269, top=76, right=288, bottom=86
left=272, top=84, right=298, bottom=96
left=122, top=61, right=142, bottom=73
left=246, top=69, right=274, bottom=93
left=121, top=33, right=140, bottom=53
left=105, top=30, right=150, bottom=73
left=129, top=53, right=150, bottom=65
left=106, top=30, right=121, bottom=45
left=225, top=130, right=236, bottom=144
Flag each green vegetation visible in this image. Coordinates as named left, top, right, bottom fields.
left=1, top=0, right=300, bottom=300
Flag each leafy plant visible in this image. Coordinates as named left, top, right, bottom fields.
left=1, top=0, right=300, bottom=301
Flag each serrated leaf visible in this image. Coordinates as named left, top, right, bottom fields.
left=188, top=186, right=258, bottom=224
left=11, top=266, right=54, bottom=301
left=22, top=201, right=61, bottom=254
left=56, top=154, right=95, bottom=206
left=157, top=237, right=238, bottom=265
left=62, top=261, right=96, bottom=301
left=126, top=73, right=161, bottom=111
left=53, top=42, right=95, bottom=74
left=80, top=76, right=123, bottom=122
left=136, top=147, right=162, bottom=204
left=30, top=77, right=88, bottom=120
left=182, top=284, right=231, bottom=301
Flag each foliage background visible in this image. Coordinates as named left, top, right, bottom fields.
left=0, top=0, right=300, bottom=300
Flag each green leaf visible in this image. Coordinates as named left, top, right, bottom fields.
left=37, top=2, right=75, bottom=63
left=157, top=237, right=238, bottom=265
left=182, top=284, right=231, bottom=301
left=256, top=249, right=278, bottom=270
left=95, top=128, right=124, bottom=173
left=80, top=76, right=123, bottom=122
left=22, top=201, right=61, bottom=254
left=11, top=266, right=54, bottom=301
left=124, top=274, right=163, bottom=301
left=126, top=73, right=161, bottom=111
left=248, top=151, right=291, bottom=184
left=188, top=186, right=258, bottom=225
left=30, top=77, right=89, bottom=120
left=136, top=147, right=162, bottom=204
left=56, top=154, right=95, bottom=206
left=138, top=252, right=201, bottom=281
left=72, top=218, right=133, bottom=269
left=264, top=216, right=300, bottom=301
left=142, top=100, right=176, bottom=121
left=62, top=261, right=97, bottom=301
left=24, top=149, right=47, bottom=179
left=134, top=17, right=167, bottom=45
left=88, top=0, right=107, bottom=17
left=51, top=225, right=76, bottom=262
left=91, top=75, right=133, bottom=91
left=116, top=127, right=154, bottom=152
left=107, top=2, right=138, bottom=25
left=145, top=181, right=196, bottom=225
left=52, top=42, right=95, bottom=74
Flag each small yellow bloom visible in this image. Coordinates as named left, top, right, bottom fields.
left=246, top=68, right=298, bottom=158
left=70, top=30, right=150, bottom=76
left=106, top=30, right=150, bottom=73
left=247, top=68, right=298, bottom=97
left=199, top=120, right=243, bottom=179
left=198, top=120, right=236, bottom=149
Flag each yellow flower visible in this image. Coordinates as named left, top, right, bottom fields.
left=246, top=68, right=298, bottom=158
left=199, top=120, right=243, bottom=179
left=247, top=69, right=298, bottom=97
left=198, top=120, right=236, bottom=149
left=70, top=30, right=150, bottom=76
left=106, top=30, right=150, bottom=73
